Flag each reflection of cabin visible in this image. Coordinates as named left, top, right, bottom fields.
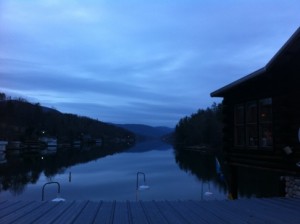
left=211, top=28, right=300, bottom=176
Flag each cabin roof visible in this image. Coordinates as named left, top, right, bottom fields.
left=211, top=27, right=300, bottom=97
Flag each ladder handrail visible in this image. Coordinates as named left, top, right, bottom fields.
left=42, top=181, right=61, bottom=201
left=136, top=172, right=146, bottom=190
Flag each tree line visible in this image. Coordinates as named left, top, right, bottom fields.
left=0, top=92, right=135, bottom=144
left=174, top=102, right=223, bottom=149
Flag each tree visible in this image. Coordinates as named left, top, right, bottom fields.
left=0, top=92, right=6, bottom=101
left=174, top=102, right=222, bottom=148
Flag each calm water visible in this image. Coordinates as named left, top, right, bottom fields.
left=0, top=141, right=283, bottom=201
left=0, top=141, right=227, bottom=201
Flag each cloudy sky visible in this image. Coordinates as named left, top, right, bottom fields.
left=1, top=1, right=300, bottom=127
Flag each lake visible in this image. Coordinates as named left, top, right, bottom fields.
left=0, top=140, right=283, bottom=201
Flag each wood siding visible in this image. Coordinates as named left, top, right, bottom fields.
left=221, top=69, right=300, bottom=174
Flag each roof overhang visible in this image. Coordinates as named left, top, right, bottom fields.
left=211, top=27, right=300, bottom=98
left=210, top=67, right=266, bottom=97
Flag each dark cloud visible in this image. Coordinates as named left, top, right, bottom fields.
left=1, top=1, right=300, bottom=127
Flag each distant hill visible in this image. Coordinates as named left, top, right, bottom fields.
left=126, top=139, right=173, bottom=152
left=41, top=105, right=61, bottom=114
left=116, top=124, right=174, bottom=140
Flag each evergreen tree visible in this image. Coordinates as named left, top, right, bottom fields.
left=174, top=102, right=222, bottom=148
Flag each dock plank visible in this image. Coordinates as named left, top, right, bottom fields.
left=273, top=197, right=300, bottom=209
left=93, top=201, right=115, bottom=224
left=72, top=201, right=102, bottom=224
left=194, top=200, right=249, bottom=223
left=261, top=197, right=300, bottom=212
left=154, top=201, right=189, bottom=224
left=186, top=201, right=231, bottom=224
left=0, top=200, right=9, bottom=209
left=163, top=200, right=209, bottom=224
left=0, top=201, right=26, bottom=218
left=51, top=201, right=89, bottom=224
left=32, top=201, right=76, bottom=224
left=0, top=198, right=299, bottom=224
left=232, top=199, right=297, bottom=224
left=140, top=201, right=169, bottom=224
left=112, top=201, right=130, bottom=224
left=207, top=200, right=273, bottom=224
left=216, top=200, right=269, bottom=224
left=0, top=201, right=42, bottom=223
left=127, top=201, right=149, bottom=224
left=249, top=198, right=300, bottom=223
left=11, top=201, right=59, bottom=224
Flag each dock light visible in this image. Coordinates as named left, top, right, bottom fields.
left=52, top=197, right=66, bottom=202
left=204, top=191, right=213, bottom=196
left=201, top=181, right=213, bottom=200
left=136, top=172, right=150, bottom=191
left=138, top=185, right=150, bottom=190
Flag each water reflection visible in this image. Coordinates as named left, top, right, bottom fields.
left=0, top=141, right=229, bottom=201
left=174, top=147, right=285, bottom=199
left=0, top=141, right=284, bottom=201
left=0, top=144, right=131, bottom=196
left=232, top=166, right=285, bottom=198
left=174, top=149, right=228, bottom=197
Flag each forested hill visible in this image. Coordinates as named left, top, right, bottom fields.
left=0, top=98, right=135, bottom=143
left=116, top=124, right=174, bottom=140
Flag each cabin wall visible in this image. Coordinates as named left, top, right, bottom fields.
left=221, top=77, right=300, bottom=174
left=221, top=97, right=234, bottom=154
left=215, top=30, right=300, bottom=190
left=272, top=66, right=300, bottom=156
left=274, top=90, right=300, bottom=154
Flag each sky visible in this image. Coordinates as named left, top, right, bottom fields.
left=1, top=1, right=300, bottom=127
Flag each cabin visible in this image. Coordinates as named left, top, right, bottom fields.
left=211, top=28, right=300, bottom=196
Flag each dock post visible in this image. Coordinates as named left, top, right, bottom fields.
left=228, top=165, right=238, bottom=200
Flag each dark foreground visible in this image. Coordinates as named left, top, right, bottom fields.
left=0, top=198, right=299, bottom=223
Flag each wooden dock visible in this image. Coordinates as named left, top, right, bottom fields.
left=0, top=198, right=299, bottom=223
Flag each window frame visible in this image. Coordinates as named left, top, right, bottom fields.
left=234, top=98, right=273, bottom=150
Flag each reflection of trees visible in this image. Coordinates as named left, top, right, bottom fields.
left=0, top=144, right=131, bottom=195
left=234, top=166, right=284, bottom=198
left=9, top=174, right=27, bottom=196
left=174, top=148, right=227, bottom=193
left=174, top=146, right=285, bottom=199
left=0, top=156, right=42, bottom=195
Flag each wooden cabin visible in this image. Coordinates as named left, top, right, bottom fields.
left=211, top=28, right=300, bottom=178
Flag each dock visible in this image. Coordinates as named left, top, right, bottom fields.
left=0, top=198, right=299, bottom=223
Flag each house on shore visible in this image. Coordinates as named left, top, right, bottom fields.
left=211, top=28, right=300, bottom=198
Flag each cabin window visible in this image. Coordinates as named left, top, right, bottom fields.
left=246, top=101, right=258, bottom=147
left=259, top=98, right=272, bottom=147
left=234, top=98, right=272, bottom=149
